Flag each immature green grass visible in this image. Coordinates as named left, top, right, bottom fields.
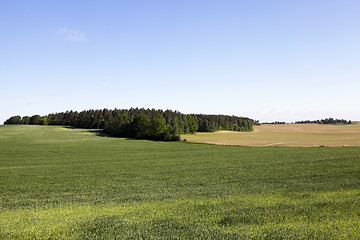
left=0, top=125, right=360, bottom=239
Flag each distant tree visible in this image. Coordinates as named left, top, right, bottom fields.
left=30, top=115, right=41, bottom=125
left=186, top=115, right=198, bottom=133
left=4, top=115, right=22, bottom=124
left=21, top=116, right=30, bottom=124
left=169, top=117, right=180, bottom=134
left=261, top=121, right=286, bottom=125
left=130, top=114, right=150, bottom=139
left=161, top=127, right=180, bottom=141
left=148, top=114, right=166, bottom=140
left=198, top=119, right=216, bottom=132
left=38, top=117, right=48, bottom=125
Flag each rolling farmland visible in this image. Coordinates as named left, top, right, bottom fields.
left=1, top=125, right=360, bottom=239
left=182, top=123, right=360, bottom=147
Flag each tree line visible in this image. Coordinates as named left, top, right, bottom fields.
left=295, top=118, right=352, bottom=125
left=261, top=121, right=286, bottom=125
left=4, top=108, right=254, bottom=141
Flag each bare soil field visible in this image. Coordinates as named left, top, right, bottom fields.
left=182, top=123, right=360, bottom=147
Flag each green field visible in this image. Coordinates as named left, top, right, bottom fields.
left=1, top=125, right=360, bottom=239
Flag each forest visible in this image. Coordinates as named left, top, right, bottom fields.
left=4, top=108, right=254, bottom=141
left=295, top=118, right=352, bottom=125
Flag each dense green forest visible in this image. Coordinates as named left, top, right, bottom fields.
left=4, top=108, right=254, bottom=141
left=295, top=118, right=352, bottom=125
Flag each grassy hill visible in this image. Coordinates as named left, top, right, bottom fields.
left=1, top=125, right=359, bottom=239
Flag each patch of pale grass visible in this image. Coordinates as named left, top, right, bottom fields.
left=182, top=124, right=360, bottom=147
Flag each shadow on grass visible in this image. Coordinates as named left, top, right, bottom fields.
left=86, top=129, right=124, bottom=139
left=85, top=129, right=184, bottom=143
left=64, top=126, right=77, bottom=129
left=85, top=129, right=151, bottom=142
left=61, top=126, right=181, bottom=142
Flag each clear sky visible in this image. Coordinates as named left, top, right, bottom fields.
left=1, top=0, right=360, bottom=124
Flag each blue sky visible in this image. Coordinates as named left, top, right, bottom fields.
left=1, top=0, right=360, bottom=124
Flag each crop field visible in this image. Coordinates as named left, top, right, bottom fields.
left=1, top=125, right=360, bottom=239
left=182, top=123, right=360, bottom=147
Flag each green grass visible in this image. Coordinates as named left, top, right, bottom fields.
left=1, top=125, right=360, bottom=239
